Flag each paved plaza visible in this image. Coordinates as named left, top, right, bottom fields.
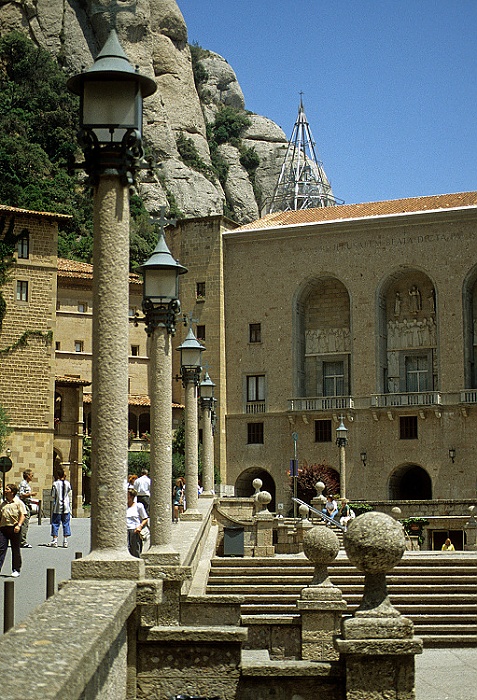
left=0, top=517, right=475, bottom=698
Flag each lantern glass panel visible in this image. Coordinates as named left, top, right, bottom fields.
left=144, top=267, right=177, bottom=302
left=181, top=346, right=202, bottom=369
left=83, top=81, right=139, bottom=137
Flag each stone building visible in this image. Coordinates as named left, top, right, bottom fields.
left=0, top=204, right=67, bottom=505
left=212, top=191, right=477, bottom=520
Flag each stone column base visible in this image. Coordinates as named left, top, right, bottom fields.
left=71, top=550, right=145, bottom=580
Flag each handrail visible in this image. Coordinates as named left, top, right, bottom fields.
left=292, top=497, right=346, bottom=532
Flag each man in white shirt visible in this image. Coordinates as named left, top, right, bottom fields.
left=133, top=468, right=151, bottom=515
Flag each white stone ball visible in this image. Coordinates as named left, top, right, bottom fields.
left=252, top=478, right=263, bottom=490
left=298, top=504, right=309, bottom=518
left=344, top=511, right=406, bottom=574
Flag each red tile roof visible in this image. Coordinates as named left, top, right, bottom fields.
left=82, top=393, right=183, bottom=409
left=233, top=192, right=477, bottom=231
left=58, top=258, right=142, bottom=284
left=0, top=203, right=72, bottom=220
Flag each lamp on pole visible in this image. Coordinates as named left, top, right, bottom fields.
left=177, top=327, right=204, bottom=520
left=140, top=210, right=187, bottom=563
left=336, top=416, right=348, bottom=500
left=199, top=371, right=216, bottom=497
left=66, top=30, right=156, bottom=578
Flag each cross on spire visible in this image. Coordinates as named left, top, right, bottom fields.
left=90, top=0, right=137, bottom=30
left=149, top=206, right=177, bottom=238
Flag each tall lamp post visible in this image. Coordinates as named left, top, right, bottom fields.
left=177, top=327, right=204, bottom=520
left=67, top=30, right=156, bottom=578
left=199, top=371, right=215, bottom=497
left=336, top=416, right=349, bottom=500
left=140, top=215, right=187, bottom=564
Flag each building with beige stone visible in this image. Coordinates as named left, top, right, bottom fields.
left=3, top=192, right=477, bottom=532
left=216, top=191, right=477, bottom=526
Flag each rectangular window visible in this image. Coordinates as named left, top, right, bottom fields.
left=405, top=355, right=429, bottom=392
left=315, top=419, right=332, bottom=442
left=249, top=323, right=261, bottom=343
left=131, top=345, right=139, bottom=357
left=400, top=416, right=418, bottom=440
left=196, top=282, right=206, bottom=299
left=16, top=280, right=28, bottom=301
left=247, top=375, right=265, bottom=402
left=75, top=340, right=84, bottom=353
left=323, top=361, right=344, bottom=396
left=55, top=342, right=61, bottom=351
left=197, top=325, right=206, bottom=341
left=78, top=302, right=88, bottom=313
left=247, top=422, right=264, bottom=444
left=17, top=235, right=29, bottom=259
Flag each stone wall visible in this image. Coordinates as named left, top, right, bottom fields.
left=0, top=210, right=61, bottom=498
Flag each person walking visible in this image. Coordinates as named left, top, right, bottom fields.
left=127, top=488, right=148, bottom=558
left=49, top=467, right=72, bottom=548
left=0, top=484, right=26, bottom=577
left=133, top=468, right=151, bottom=515
left=18, top=469, right=36, bottom=548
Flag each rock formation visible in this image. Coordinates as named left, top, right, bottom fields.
left=0, top=0, right=288, bottom=223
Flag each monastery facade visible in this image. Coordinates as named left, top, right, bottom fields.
left=1, top=192, right=477, bottom=520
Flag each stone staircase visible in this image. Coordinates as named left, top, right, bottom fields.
left=206, top=553, right=477, bottom=647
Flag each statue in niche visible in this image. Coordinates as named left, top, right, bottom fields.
left=394, top=291, right=402, bottom=316
left=428, top=289, right=436, bottom=313
left=409, top=285, right=422, bottom=313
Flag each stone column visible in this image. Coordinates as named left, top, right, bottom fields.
left=335, top=511, right=422, bottom=699
left=72, top=176, right=143, bottom=580
left=182, top=379, right=201, bottom=520
left=297, top=526, right=347, bottom=660
left=145, top=326, right=180, bottom=565
left=464, top=505, right=477, bottom=550
left=200, top=401, right=215, bottom=497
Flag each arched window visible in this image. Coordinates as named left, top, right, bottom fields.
left=294, top=277, right=351, bottom=399
left=377, top=269, right=437, bottom=395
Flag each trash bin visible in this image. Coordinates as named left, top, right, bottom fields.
left=223, top=526, right=244, bottom=557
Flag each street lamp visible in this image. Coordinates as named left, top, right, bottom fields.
left=336, top=416, right=348, bottom=500
left=67, top=29, right=156, bottom=185
left=139, top=215, right=187, bottom=564
left=66, top=30, right=156, bottom=578
left=177, top=327, right=205, bottom=520
left=199, top=371, right=216, bottom=496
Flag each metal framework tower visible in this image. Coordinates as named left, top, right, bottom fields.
left=269, top=97, right=342, bottom=213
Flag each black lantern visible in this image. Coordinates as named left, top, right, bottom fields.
left=67, top=29, right=156, bottom=183
left=177, top=327, right=205, bottom=387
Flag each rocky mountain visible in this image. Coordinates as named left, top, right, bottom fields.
left=0, top=0, right=288, bottom=224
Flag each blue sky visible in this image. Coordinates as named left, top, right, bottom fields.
left=177, top=0, right=476, bottom=205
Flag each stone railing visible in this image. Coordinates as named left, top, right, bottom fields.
left=0, top=579, right=137, bottom=700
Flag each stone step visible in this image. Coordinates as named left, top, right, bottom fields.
left=207, top=580, right=477, bottom=592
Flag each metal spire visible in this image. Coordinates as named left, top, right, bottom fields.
left=268, top=95, right=342, bottom=213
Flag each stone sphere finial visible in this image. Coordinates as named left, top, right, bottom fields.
left=391, top=506, right=402, bottom=519
left=303, top=526, right=340, bottom=587
left=344, top=512, right=406, bottom=617
left=299, top=503, right=310, bottom=520
left=252, top=478, right=262, bottom=493
left=257, top=490, right=271, bottom=508
left=344, top=511, right=405, bottom=574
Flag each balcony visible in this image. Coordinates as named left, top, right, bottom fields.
left=287, top=396, right=354, bottom=412
left=371, top=392, right=442, bottom=408
left=246, top=401, right=266, bottom=414
left=460, top=390, right=477, bottom=404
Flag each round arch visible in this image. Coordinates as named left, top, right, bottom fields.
left=235, top=467, right=276, bottom=511
left=388, top=464, right=432, bottom=500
